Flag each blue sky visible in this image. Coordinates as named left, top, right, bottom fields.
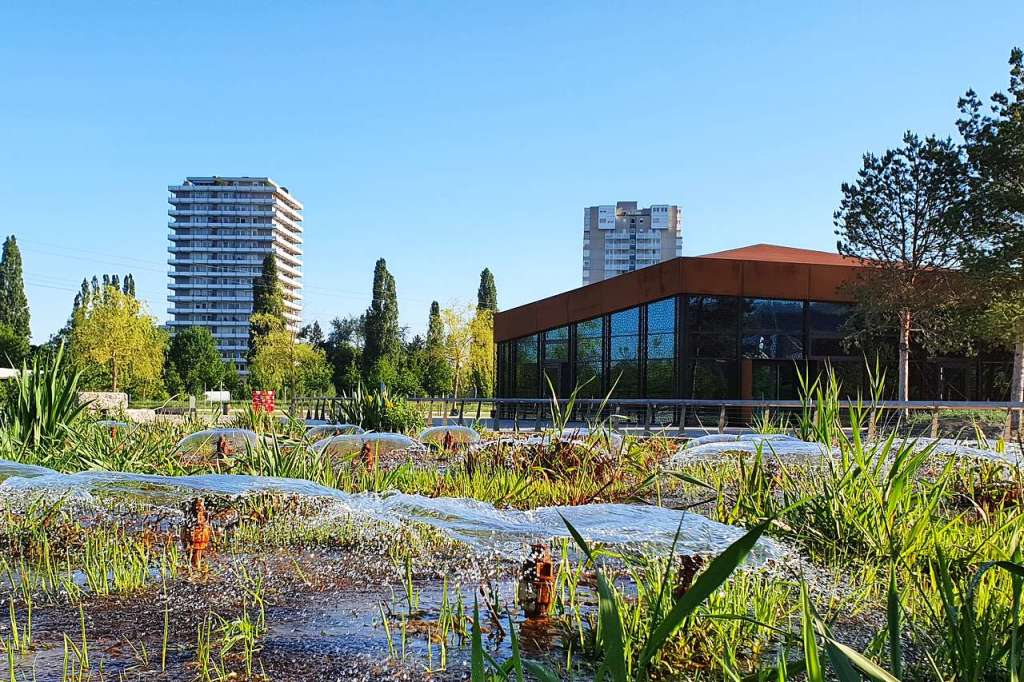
left=2, top=2, right=1022, bottom=343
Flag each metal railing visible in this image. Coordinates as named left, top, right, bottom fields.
left=290, top=396, right=1024, bottom=440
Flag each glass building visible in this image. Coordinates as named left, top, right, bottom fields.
left=495, top=245, right=1012, bottom=401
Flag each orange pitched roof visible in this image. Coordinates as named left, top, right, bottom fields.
left=698, top=243, right=861, bottom=267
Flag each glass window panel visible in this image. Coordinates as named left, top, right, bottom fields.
left=741, top=333, right=804, bottom=359
left=575, top=361, right=603, bottom=397
left=646, top=359, right=674, bottom=398
left=513, top=335, right=538, bottom=397
left=686, top=296, right=738, bottom=334
left=647, top=332, right=675, bottom=360
left=689, top=333, right=737, bottom=358
left=544, top=326, right=569, bottom=341
left=609, top=360, right=639, bottom=397
left=575, top=317, right=603, bottom=363
left=543, top=326, right=569, bottom=362
left=808, top=302, right=855, bottom=334
left=610, top=335, right=638, bottom=361
left=610, top=307, right=640, bottom=337
left=742, top=298, right=804, bottom=359
left=808, top=302, right=856, bottom=357
left=687, top=359, right=736, bottom=399
left=646, top=298, right=675, bottom=334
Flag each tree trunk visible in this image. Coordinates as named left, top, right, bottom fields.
left=898, top=310, right=911, bottom=410
left=111, top=356, right=119, bottom=393
left=1010, top=340, right=1024, bottom=435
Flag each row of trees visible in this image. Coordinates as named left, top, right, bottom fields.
left=835, top=48, right=1024, bottom=405
left=298, top=262, right=498, bottom=398
left=4, top=239, right=497, bottom=401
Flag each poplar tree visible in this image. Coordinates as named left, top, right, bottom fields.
left=422, top=301, right=453, bottom=395
left=362, top=258, right=400, bottom=376
left=426, top=301, right=444, bottom=348
left=249, top=253, right=286, bottom=358
left=477, top=268, right=498, bottom=312
left=0, top=235, right=30, bottom=344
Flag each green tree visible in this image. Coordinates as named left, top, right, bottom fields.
left=363, top=258, right=401, bottom=377
left=421, top=301, right=453, bottom=396
left=324, top=316, right=364, bottom=394
left=0, top=235, right=30, bottom=344
left=123, top=273, right=136, bottom=298
left=299, top=321, right=326, bottom=349
left=70, top=285, right=166, bottom=394
left=165, top=327, right=226, bottom=396
left=0, top=323, right=30, bottom=368
left=470, top=308, right=495, bottom=397
left=440, top=304, right=474, bottom=398
left=249, top=253, right=286, bottom=358
left=477, top=268, right=498, bottom=312
left=834, top=132, right=967, bottom=401
left=250, top=326, right=334, bottom=398
left=958, top=47, right=1024, bottom=405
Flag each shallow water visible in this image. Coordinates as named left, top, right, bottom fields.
left=0, top=459, right=781, bottom=562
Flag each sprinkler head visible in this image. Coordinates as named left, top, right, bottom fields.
left=518, top=542, right=555, bottom=619
left=183, top=497, right=213, bottom=571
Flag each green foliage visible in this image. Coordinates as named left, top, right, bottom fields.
left=422, top=301, right=453, bottom=396
left=69, top=284, right=166, bottom=395
left=0, top=322, right=30, bottom=368
left=477, top=268, right=498, bottom=312
left=335, top=383, right=424, bottom=434
left=958, top=48, right=1024, bottom=400
left=835, top=131, right=967, bottom=399
left=0, top=235, right=30, bottom=344
left=165, top=327, right=225, bottom=396
left=249, top=253, right=286, bottom=358
left=470, top=308, right=494, bottom=397
left=0, top=344, right=88, bottom=448
left=249, top=325, right=334, bottom=398
left=363, top=258, right=401, bottom=374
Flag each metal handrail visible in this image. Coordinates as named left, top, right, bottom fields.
left=290, top=394, right=1024, bottom=439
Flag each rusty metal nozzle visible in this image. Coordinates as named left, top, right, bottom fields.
left=518, top=542, right=555, bottom=619
left=183, top=498, right=213, bottom=570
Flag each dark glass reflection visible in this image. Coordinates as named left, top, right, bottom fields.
left=575, top=317, right=604, bottom=397
left=513, top=335, right=539, bottom=397
left=742, top=298, right=804, bottom=359
left=610, top=307, right=640, bottom=397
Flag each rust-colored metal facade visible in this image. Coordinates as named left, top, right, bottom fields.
left=495, top=245, right=1011, bottom=401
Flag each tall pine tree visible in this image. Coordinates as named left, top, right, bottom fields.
left=477, top=268, right=498, bottom=312
left=0, top=235, right=30, bottom=344
left=362, top=258, right=401, bottom=375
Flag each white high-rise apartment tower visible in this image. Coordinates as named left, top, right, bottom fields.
left=167, top=177, right=303, bottom=373
left=582, top=201, right=683, bottom=284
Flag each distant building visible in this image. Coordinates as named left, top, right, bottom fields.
left=582, top=202, right=683, bottom=284
left=167, top=177, right=303, bottom=373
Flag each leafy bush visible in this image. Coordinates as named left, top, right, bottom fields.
left=335, top=383, right=424, bottom=434
left=1, top=344, right=89, bottom=448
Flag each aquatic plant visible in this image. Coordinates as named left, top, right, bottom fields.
left=1, top=345, right=88, bottom=450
